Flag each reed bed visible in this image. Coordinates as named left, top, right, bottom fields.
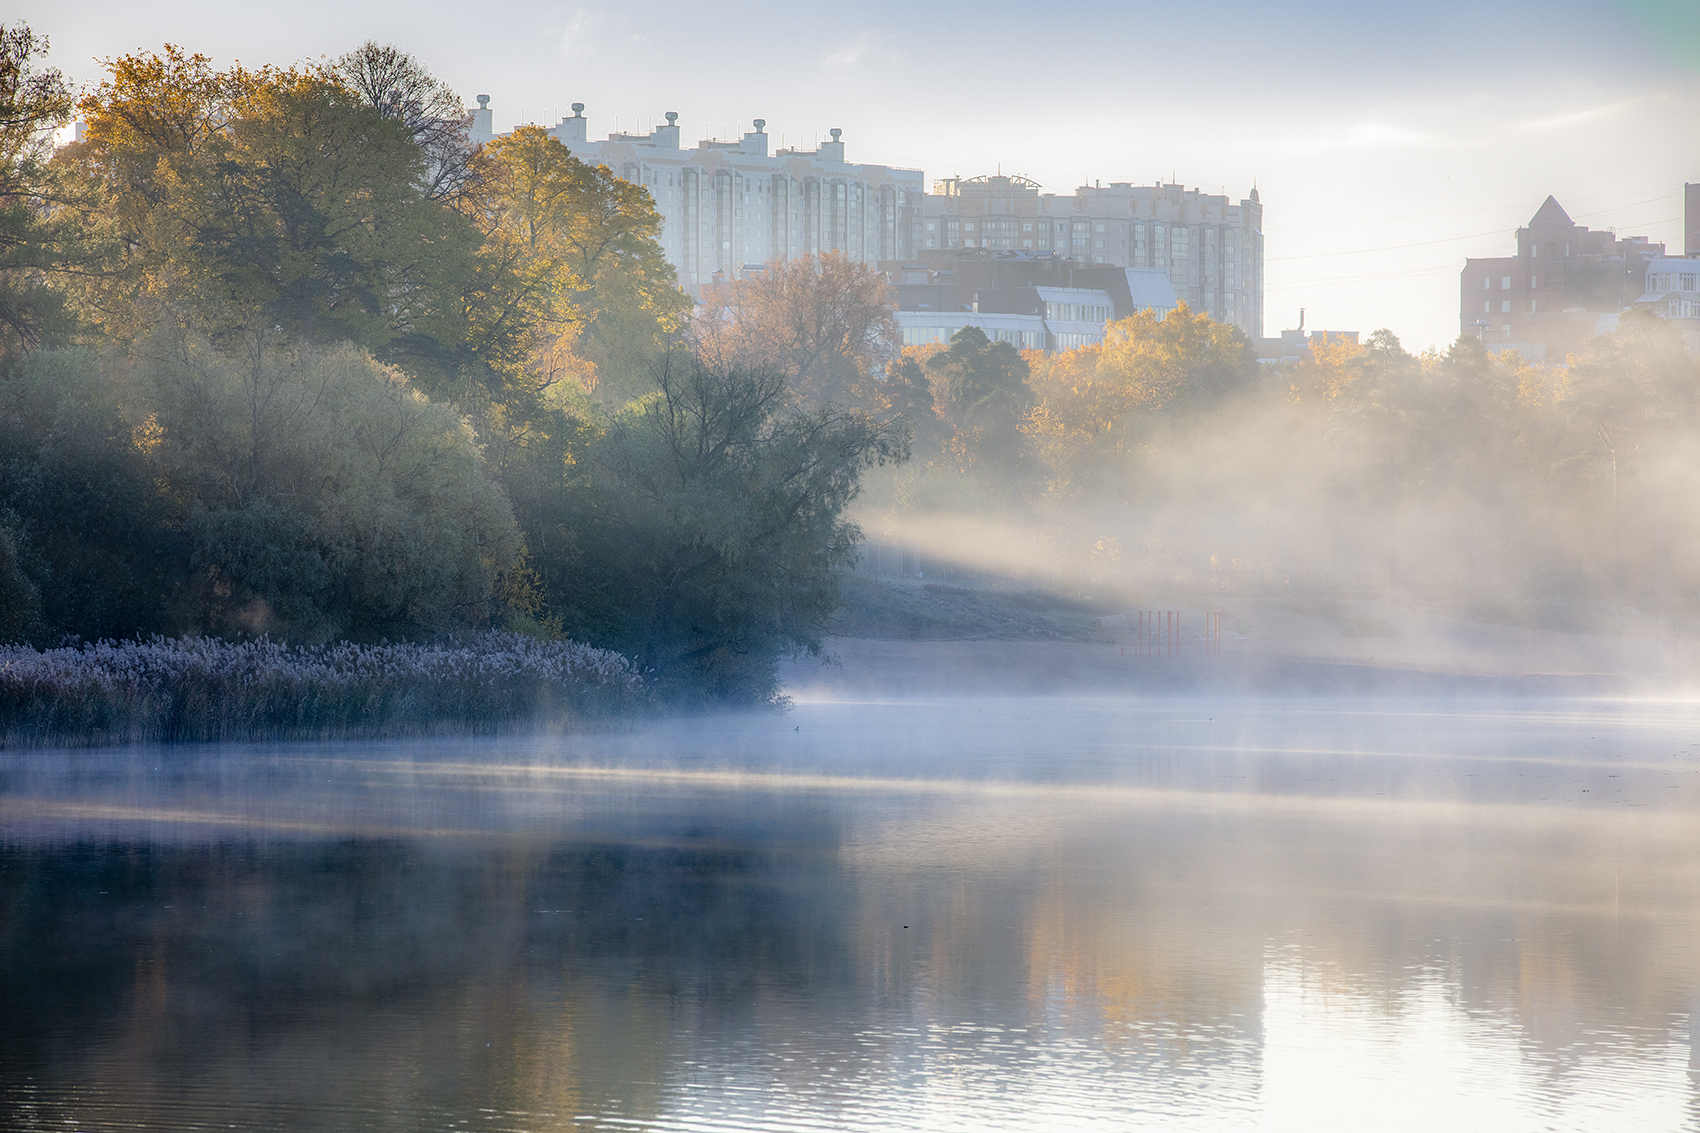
left=0, top=633, right=648, bottom=747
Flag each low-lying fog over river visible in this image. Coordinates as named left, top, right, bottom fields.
left=5, top=696, right=1700, bottom=1131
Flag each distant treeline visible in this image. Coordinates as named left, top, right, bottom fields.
left=900, top=311, right=1700, bottom=602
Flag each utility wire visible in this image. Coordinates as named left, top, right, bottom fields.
left=1264, top=189, right=1679, bottom=233
left=1267, top=205, right=1681, bottom=262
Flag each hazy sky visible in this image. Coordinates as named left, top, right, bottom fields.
left=24, top=0, right=1699, bottom=348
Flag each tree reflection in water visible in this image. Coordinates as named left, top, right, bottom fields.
left=2, top=698, right=1698, bottom=1131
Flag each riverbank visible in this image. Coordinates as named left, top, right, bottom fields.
left=791, top=582, right=1700, bottom=699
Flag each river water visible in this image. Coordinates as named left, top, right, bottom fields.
left=3, top=696, right=1699, bottom=1131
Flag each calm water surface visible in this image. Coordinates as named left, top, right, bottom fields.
left=3, top=696, right=1699, bottom=1131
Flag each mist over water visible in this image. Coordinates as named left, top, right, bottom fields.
left=5, top=695, right=1700, bottom=1131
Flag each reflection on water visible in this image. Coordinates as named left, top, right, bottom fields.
left=2, top=697, right=1699, bottom=1131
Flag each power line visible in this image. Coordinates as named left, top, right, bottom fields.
left=1266, top=228, right=1511, bottom=261
left=1262, top=188, right=1679, bottom=233
left=1266, top=205, right=1682, bottom=263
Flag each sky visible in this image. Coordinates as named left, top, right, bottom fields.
left=23, top=0, right=1700, bottom=350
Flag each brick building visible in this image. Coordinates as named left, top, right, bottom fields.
left=1459, top=196, right=1666, bottom=362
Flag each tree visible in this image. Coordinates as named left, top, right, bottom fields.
left=66, top=51, right=480, bottom=355
left=0, top=23, right=81, bottom=352
left=0, top=521, right=37, bottom=641
left=331, top=42, right=474, bottom=202
left=879, top=356, right=948, bottom=460
left=456, top=125, right=687, bottom=405
left=1095, top=301, right=1257, bottom=412
left=695, top=251, right=898, bottom=410
left=0, top=348, right=186, bottom=643
left=1559, top=310, right=1700, bottom=590
left=924, top=326, right=1033, bottom=481
left=142, top=336, right=521, bottom=641
left=1021, top=343, right=1135, bottom=497
left=547, top=355, right=904, bottom=703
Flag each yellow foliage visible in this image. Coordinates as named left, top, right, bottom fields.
left=1287, top=331, right=1366, bottom=403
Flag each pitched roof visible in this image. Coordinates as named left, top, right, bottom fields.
left=1528, top=195, right=1573, bottom=228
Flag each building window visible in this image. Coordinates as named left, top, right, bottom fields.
left=1501, top=300, right=1511, bottom=312
left=1483, top=276, right=1491, bottom=290
left=1483, top=300, right=1491, bottom=314
left=1501, top=276, right=1511, bottom=289
left=1530, top=275, right=1538, bottom=289
left=1529, top=299, right=1537, bottom=313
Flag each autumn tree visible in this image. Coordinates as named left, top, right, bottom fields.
left=1021, top=344, right=1131, bottom=496
left=1285, top=330, right=1366, bottom=404
left=1093, top=301, right=1257, bottom=412
left=0, top=23, right=82, bottom=352
left=695, top=251, right=898, bottom=410
left=1019, top=304, right=1257, bottom=498
left=457, top=125, right=686, bottom=407
left=65, top=50, right=480, bottom=354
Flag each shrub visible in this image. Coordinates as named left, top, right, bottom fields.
left=0, top=632, right=646, bottom=747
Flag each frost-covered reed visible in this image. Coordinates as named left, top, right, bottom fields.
left=0, top=633, right=648, bottom=747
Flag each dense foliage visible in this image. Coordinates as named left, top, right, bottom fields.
left=858, top=304, right=1700, bottom=604
left=0, top=26, right=891, bottom=710
left=549, top=356, right=902, bottom=702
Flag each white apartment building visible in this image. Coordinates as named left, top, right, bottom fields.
left=921, top=175, right=1264, bottom=339
left=1639, top=257, right=1700, bottom=356
left=471, top=98, right=925, bottom=292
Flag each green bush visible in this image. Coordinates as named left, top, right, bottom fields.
left=144, top=338, right=522, bottom=641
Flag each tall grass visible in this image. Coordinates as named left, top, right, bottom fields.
left=0, top=633, right=648, bottom=747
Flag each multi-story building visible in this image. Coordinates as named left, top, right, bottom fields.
left=919, top=174, right=1264, bottom=339
left=471, top=98, right=925, bottom=292
left=1459, top=196, right=1668, bottom=362
left=1634, top=258, right=1700, bottom=356
left=1687, top=182, right=1699, bottom=257
left=886, top=254, right=1177, bottom=351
